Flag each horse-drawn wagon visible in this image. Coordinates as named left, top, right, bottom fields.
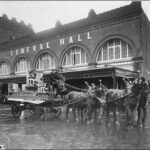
left=5, top=69, right=147, bottom=126
left=6, top=71, right=67, bottom=118
left=6, top=70, right=104, bottom=121
left=7, top=90, right=64, bottom=118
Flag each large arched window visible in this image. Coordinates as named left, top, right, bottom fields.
left=15, top=58, right=29, bottom=73
left=0, top=61, right=10, bottom=75
left=97, top=39, right=132, bottom=62
left=62, top=46, right=87, bottom=67
left=36, top=53, right=55, bottom=71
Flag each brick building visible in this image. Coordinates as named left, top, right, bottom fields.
left=0, top=1, right=150, bottom=93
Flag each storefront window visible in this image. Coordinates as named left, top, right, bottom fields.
left=15, top=58, right=29, bottom=73
left=0, top=61, right=10, bottom=75
left=36, top=53, right=55, bottom=71
left=63, top=47, right=87, bottom=67
left=97, top=39, right=132, bottom=62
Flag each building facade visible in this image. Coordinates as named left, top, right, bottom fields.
left=0, top=1, right=150, bottom=93
left=0, top=14, right=34, bottom=44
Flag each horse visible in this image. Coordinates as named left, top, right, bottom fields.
left=137, top=79, right=150, bottom=127
left=46, top=71, right=87, bottom=121
left=46, top=71, right=111, bottom=123
left=104, top=77, right=133, bottom=125
left=49, top=79, right=105, bottom=123
left=65, top=91, right=87, bottom=122
left=63, top=82, right=108, bottom=123
left=85, top=85, right=106, bottom=123
left=105, top=89, right=125, bottom=125
left=123, top=81, right=141, bottom=126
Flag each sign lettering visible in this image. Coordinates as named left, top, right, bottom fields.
left=60, top=38, right=65, bottom=45
left=26, top=47, right=30, bottom=53
left=21, top=48, right=24, bottom=54
left=69, top=36, right=73, bottom=43
left=10, top=32, right=93, bottom=56
left=77, top=34, right=82, bottom=41
left=33, top=45, right=37, bottom=51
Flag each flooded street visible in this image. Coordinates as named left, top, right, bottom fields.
left=0, top=105, right=150, bottom=149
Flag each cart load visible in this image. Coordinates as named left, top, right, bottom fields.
left=7, top=71, right=63, bottom=118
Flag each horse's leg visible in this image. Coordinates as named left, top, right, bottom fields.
left=87, top=105, right=93, bottom=124
left=130, top=105, right=137, bottom=126
left=80, top=107, right=84, bottom=121
left=66, top=106, right=70, bottom=121
left=98, top=105, right=104, bottom=120
left=72, top=106, right=77, bottom=121
left=77, top=107, right=80, bottom=120
left=76, top=107, right=80, bottom=122
left=86, top=107, right=90, bottom=124
left=129, top=107, right=133, bottom=125
left=84, top=107, right=88, bottom=121
left=113, top=105, right=120, bottom=125
left=106, top=104, right=110, bottom=125
left=94, top=107, right=97, bottom=121
left=126, top=111, right=129, bottom=124
left=91, top=105, right=95, bottom=123
left=130, top=107, right=134, bottom=126
left=142, top=105, right=147, bottom=126
left=126, top=105, right=132, bottom=125
left=81, top=107, right=83, bottom=120
left=137, top=104, right=141, bottom=125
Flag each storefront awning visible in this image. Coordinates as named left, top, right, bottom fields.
left=61, top=67, right=139, bottom=80
left=0, top=67, right=139, bottom=84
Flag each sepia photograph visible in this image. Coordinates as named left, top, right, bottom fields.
left=0, top=0, right=150, bottom=149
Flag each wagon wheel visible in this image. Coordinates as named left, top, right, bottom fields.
left=11, top=104, right=22, bottom=117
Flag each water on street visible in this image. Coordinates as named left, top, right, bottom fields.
left=0, top=105, right=150, bottom=149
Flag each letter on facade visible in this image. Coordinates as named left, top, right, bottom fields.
left=77, top=34, right=82, bottom=41
left=87, top=32, right=92, bottom=40
left=46, top=42, right=50, bottom=49
left=16, top=49, right=19, bottom=55
left=26, top=47, right=30, bottom=53
left=60, top=38, right=65, bottom=45
left=10, top=51, right=13, bottom=56
left=33, top=45, right=37, bottom=51
left=21, top=48, right=25, bottom=54
left=69, top=36, right=73, bottom=43
left=40, top=44, right=43, bottom=50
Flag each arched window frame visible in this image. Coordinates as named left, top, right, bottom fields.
left=97, top=39, right=133, bottom=63
left=62, top=47, right=87, bottom=67
left=0, top=61, right=10, bottom=75
left=15, top=58, right=29, bottom=73
left=36, top=53, right=55, bottom=71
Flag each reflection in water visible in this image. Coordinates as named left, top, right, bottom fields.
left=0, top=106, right=150, bottom=149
